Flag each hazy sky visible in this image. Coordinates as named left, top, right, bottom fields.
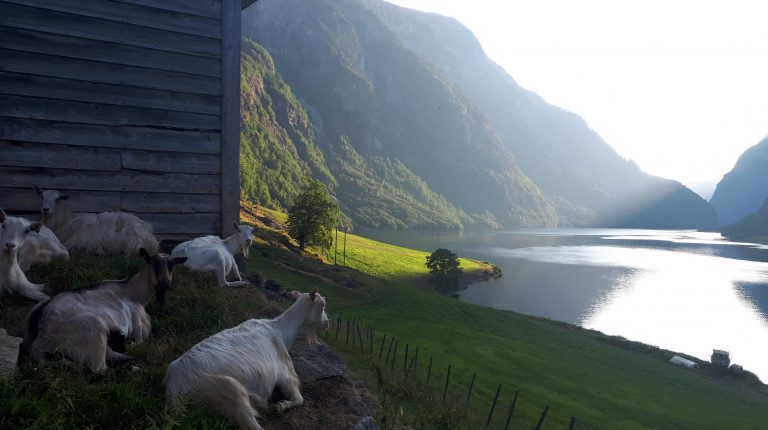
left=385, top=0, right=768, bottom=198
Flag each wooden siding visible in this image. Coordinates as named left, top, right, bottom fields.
left=0, top=0, right=242, bottom=240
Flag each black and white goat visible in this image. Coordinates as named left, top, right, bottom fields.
left=164, top=289, right=330, bottom=430
left=35, top=186, right=159, bottom=255
left=20, top=249, right=186, bottom=373
left=0, top=209, right=49, bottom=301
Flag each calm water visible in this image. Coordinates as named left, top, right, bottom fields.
left=359, top=228, right=768, bottom=381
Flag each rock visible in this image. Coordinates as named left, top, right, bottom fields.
left=290, top=340, right=347, bottom=382
left=0, top=329, right=22, bottom=376
left=353, top=416, right=379, bottom=430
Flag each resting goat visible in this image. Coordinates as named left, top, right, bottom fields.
left=18, top=224, right=69, bottom=271
left=20, top=249, right=186, bottom=373
left=35, top=186, right=159, bottom=255
left=0, top=209, right=48, bottom=301
left=170, top=223, right=254, bottom=288
left=164, top=289, right=330, bottom=430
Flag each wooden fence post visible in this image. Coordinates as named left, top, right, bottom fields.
left=346, top=320, right=350, bottom=345
left=465, top=372, right=476, bottom=406
left=379, top=334, right=387, bottom=362
left=568, top=416, right=576, bottom=430
left=390, top=341, right=399, bottom=371
left=357, top=324, right=364, bottom=353
left=442, top=364, right=452, bottom=403
left=534, top=405, right=549, bottom=430
left=413, top=348, right=419, bottom=371
left=335, top=315, right=341, bottom=340
left=426, top=356, right=433, bottom=383
left=385, top=336, right=395, bottom=365
left=503, top=390, right=518, bottom=430
left=486, top=384, right=502, bottom=426
left=403, top=344, right=409, bottom=373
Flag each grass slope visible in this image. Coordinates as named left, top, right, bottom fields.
left=246, top=207, right=768, bottom=430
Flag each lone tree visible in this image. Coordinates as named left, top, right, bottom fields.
left=426, top=248, right=463, bottom=289
left=287, top=179, right=339, bottom=250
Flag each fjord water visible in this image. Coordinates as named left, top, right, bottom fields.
left=360, top=229, right=768, bottom=381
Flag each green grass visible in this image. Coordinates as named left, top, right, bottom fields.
left=246, top=213, right=768, bottom=430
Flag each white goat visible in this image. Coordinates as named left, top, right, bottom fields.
left=19, top=249, right=186, bottom=373
left=18, top=225, right=69, bottom=271
left=35, top=186, right=159, bottom=255
left=170, top=223, right=254, bottom=288
left=0, top=209, right=48, bottom=301
left=164, top=289, right=330, bottom=430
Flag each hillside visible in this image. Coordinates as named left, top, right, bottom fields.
left=710, top=137, right=768, bottom=226
left=361, top=0, right=718, bottom=229
left=241, top=0, right=558, bottom=229
left=721, top=198, right=768, bottom=243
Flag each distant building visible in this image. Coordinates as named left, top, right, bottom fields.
left=711, top=349, right=731, bottom=367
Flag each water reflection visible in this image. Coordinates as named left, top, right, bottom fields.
left=359, top=229, right=768, bottom=381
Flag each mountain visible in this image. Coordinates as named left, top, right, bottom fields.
left=241, top=0, right=558, bottom=229
left=710, top=137, right=768, bottom=226
left=721, top=198, right=768, bottom=242
left=359, top=0, right=718, bottom=229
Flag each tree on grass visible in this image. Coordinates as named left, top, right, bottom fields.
left=287, top=179, right=339, bottom=250
left=426, top=248, right=463, bottom=289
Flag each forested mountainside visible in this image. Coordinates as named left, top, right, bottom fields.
left=239, top=0, right=717, bottom=230
left=360, top=0, right=718, bottom=229
left=710, top=137, right=768, bottom=226
left=241, top=0, right=557, bottom=229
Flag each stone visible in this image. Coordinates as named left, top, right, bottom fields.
left=353, top=416, right=379, bottom=430
left=0, top=329, right=22, bottom=376
left=290, top=340, right=347, bottom=382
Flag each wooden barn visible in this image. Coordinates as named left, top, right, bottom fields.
left=0, top=0, right=257, bottom=240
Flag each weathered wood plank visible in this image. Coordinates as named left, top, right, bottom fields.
left=220, top=0, right=242, bottom=234
left=7, top=0, right=221, bottom=38
left=0, top=141, right=121, bottom=172
left=1, top=72, right=219, bottom=115
left=0, top=188, right=220, bottom=214
left=112, top=0, right=222, bottom=19
left=0, top=167, right=220, bottom=194
left=141, top=213, right=221, bottom=235
left=122, top=150, right=221, bottom=175
left=0, top=2, right=221, bottom=57
left=0, top=118, right=221, bottom=154
left=0, top=95, right=220, bottom=130
left=0, top=49, right=220, bottom=96
left=1, top=27, right=220, bottom=78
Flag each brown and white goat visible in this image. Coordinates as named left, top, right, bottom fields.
left=20, top=249, right=186, bottom=373
left=0, top=209, right=48, bottom=301
left=164, top=289, right=330, bottom=430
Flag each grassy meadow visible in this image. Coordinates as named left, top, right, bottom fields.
left=1, top=204, right=768, bottom=429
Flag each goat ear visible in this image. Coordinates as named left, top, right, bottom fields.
left=139, top=248, right=152, bottom=263
left=310, top=288, right=318, bottom=301
left=172, top=257, right=187, bottom=265
left=29, top=222, right=43, bottom=233
left=33, top=185, right=43, bottom=196
left=288, top=290, right=301, bottom=300
left=233, top=221, right=240, bottom=231
left=59, top=194, right=69, bottom=200
left=0, top=209, right=6, bottom=223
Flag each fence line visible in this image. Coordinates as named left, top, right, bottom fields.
left=323, top=315, right=579, bottom=429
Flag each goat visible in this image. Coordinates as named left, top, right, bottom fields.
left=170, top=223, right=254, bottom=288
left=18, top=224, right=70, bottom=271
left=35, top=186, right=159, bottom=255
left=0, top=209, right=48, bottom=301
left=164, top=289, right=330, bottom=430
left=20, top=248, right=186, bottom=373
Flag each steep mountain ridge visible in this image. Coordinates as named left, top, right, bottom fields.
left=241, top=0, right=558, bottom=229
left=361, top=0, right=718, bottom=228
left=710, top=137, right=768, bottom=226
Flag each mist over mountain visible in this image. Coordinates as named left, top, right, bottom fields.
left=710, top=137, right=768, bottom=226
left=239, top=0, right=718, bottom=230
left=361, top=0, right=717, bottom=229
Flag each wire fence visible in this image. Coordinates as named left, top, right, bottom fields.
left=323, top=314, right=579, bottom=430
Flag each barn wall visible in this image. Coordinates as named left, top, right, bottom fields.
left=0, top=0, right=242, bottom=240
